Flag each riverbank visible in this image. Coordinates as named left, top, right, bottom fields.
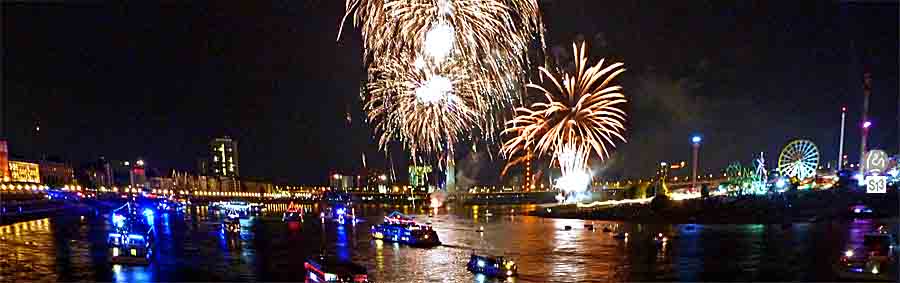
left=531, top=189, right=899, bottom=224
left=0, top=193, right=122, bottom=225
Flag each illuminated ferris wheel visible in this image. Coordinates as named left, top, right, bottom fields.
left=777, top=139, right=819, bottom=180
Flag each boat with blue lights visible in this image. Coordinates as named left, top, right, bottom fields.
left=223, top=209, right=242, bottom=233
left=834, top=227, right=897, bottom=281
left=107, top=202, right=155, bottom=265
left=849, top=204, right=879, bottom=218
left=370, top=211, right=440, bottom=247
left=304, top=255, right=368, bottom=282
left=466, top=254, right=518, bottom=278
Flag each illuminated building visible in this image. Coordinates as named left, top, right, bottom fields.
left=130, top=159, right=147, bottom=188
left=329, top=173, right=358, bottom=190
left=9, top=160, right=40, bottom=183
left=0, top=140, right=8, bottom=181
left=408, top=166, right=432, bottom=188
left=209, top=136, right=239, bottom=177
left=445, top=161, right=456, bottom=192
left=39, top=161, right=74, bottom=186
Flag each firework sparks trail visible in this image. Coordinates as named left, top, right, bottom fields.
left=365, top=52, right=481, bottom=161
left=339, top=0, right=547, bottom=151
left=501, top=41, right=628, bottom=186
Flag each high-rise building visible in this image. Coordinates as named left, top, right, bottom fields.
left=409, top=166, right=432, bottom=187
left=130, top=159, right=147, bottom=188
left=329, top=173, right=358, bottom=190
left=209, top=136, right=239, bottom=177
left=445, top=161, right=456, bottom=192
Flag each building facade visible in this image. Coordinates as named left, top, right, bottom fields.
left=209, top=137, right=239, bottom=177
left=86, top=157, right=113, bottom=188
left=0, top=140, right=8, bottom=181
left=9, top=160, right=40, bottom=183
left=330, top=173, right=359, bottom=190
left=129, top=160, right=148, bottom=188
left=39, top=161, right=74, bottom=186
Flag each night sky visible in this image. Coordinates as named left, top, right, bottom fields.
left=3, top=1, right=898, bottom=185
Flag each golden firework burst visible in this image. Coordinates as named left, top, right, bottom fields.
left=364, top=52, right=481, bottom=161
left=502, top=41, right=627, bottom=171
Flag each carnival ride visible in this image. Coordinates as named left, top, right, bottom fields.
left=777, top=139, right=820, bottom=181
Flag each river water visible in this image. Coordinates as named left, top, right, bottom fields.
left=0, top=203, right=896, bottom=282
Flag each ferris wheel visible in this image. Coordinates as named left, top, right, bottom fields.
left=777, top=139, right=819, bottom=180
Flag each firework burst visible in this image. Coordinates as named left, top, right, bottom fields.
left=502, top=41, right=627, bottom=175
left=340, top=0, right=546, bottom=148
left=364, top=52, right=481, bottom=161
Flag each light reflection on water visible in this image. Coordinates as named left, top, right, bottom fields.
left=0, top=204, right=896, bottom=282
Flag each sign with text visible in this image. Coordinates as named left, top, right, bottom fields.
left=865, top=175, right=887, bottom=194
left=864, top=150, right=888, bottom=174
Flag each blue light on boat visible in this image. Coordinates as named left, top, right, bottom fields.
left=143, top=208, right=154, bottom=223
left=113, top=214, right=126, bottom=228
left=109, top=233, right=122, bottom=238
left=337, top=208, right=346, bottom=215
left=477, top=260, right=485, bottom=267
left=128, top=234, right=145, bottom=241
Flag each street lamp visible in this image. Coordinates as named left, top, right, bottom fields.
left=691, top=135, right=702, bottom=191
left=838, top=107, right=846, bottom=170
left=861, top=121, right=871, bottom=172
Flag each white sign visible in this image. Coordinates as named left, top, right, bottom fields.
left=865, top=150, right=888, bottom=174
left=866, top=175, right=887, bottom=194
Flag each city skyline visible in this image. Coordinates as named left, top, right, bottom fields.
left=1, top=2, right=899, bottom=282
left=3, top=1, right=898, bottom=184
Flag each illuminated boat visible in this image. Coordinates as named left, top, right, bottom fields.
left=223, top=209, right=242, bottom=233
left=370, top=212, right=440, bottom=247
left=108, top=203, right=155, bottom=265
left=156, top=198, right=184, bottom=213
left=324, top=202, right=359, bottom=225
left=211, top=201, right=256, bottom=217
left=834, top=229, right=897, bottom=281
left=849, top=204, right=877, bottom=218
left=304, top=255, right=368, bottom=283
left=466, top=254, right=518, bottom=278
left=283, top=202, right=304, bottom=222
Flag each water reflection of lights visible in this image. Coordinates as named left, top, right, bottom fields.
left=473, top=272, right=488, bottom=282
left=550, top=219, right=588, bottom=279
left=0, top=218, right=51, bottom=236
left=0, top=218, right=58, bottom=281
left=374, top=239, right=384, bottom=272
left=111, top=264, right=152, bottom=282
left=335, top=223, right=350, bottom=262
